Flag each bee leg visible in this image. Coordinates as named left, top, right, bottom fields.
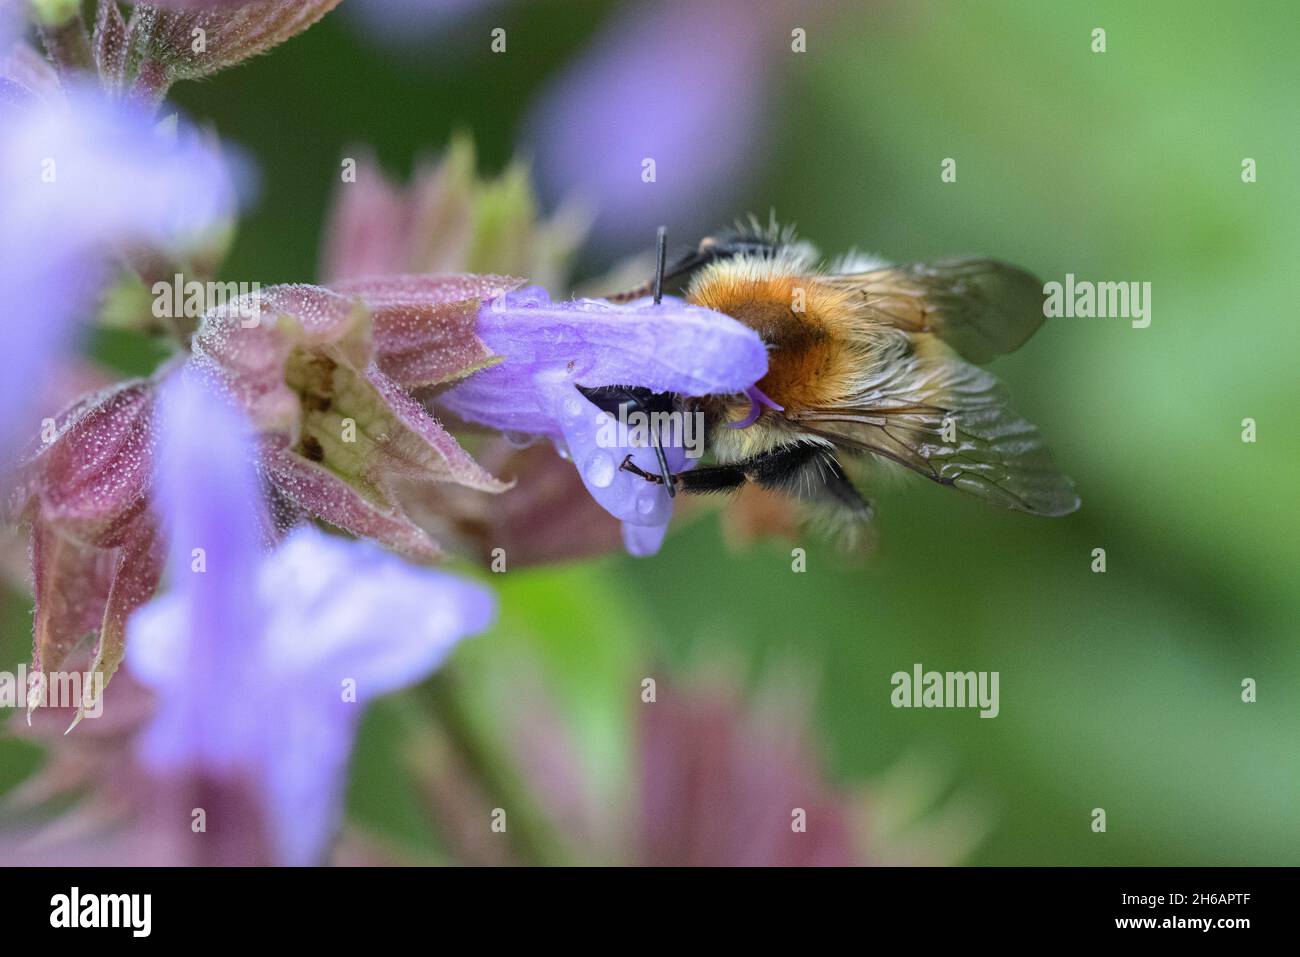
left=596, top=384, right=676, bottom=496
left=672, top=463, right=750, bottom=494
left=619, top=455, right=665, bottom=484
left=675, top=444, right=873, bottom=519
left=668, top=443, right=819, bottom=496
left=620, top=455, right=742, bottom=496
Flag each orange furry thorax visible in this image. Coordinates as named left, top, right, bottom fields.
left=686, top=267, right=864, bottom=415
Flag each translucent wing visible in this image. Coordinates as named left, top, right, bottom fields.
left=792, top=334, right=1079, bottom=516
left=823, top=258, right=1046, bottom=363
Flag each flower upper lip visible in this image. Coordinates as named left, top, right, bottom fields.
left=437, top=286, right=769, bottom=556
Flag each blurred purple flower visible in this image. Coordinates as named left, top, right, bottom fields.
left=439, top=286, right=768, bottom=555
left=524, top=0, right=773, bottom=249
left=0, top=2, right=17, bottom=50
left=0, top=80, right=239, bottom=464
left=636, top=681, right=858, bottom=865
left=416, top=671, right=877, bottom=866
left=343, top=0, right=831, bottom=248
left=126, top=372, right=495, bottom=865
left=346, top=0, right=501, bottom=48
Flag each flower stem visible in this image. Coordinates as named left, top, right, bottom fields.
left=422, top=668, right=572, bottom=865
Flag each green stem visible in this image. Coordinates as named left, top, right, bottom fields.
left=422, top=669, right=572, bottom=865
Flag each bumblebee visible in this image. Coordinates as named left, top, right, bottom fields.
left=586, top=219, right=1079, bottom=538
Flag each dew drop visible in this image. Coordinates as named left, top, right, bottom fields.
left=636, top=487, right=661, bottom=516
left=584, top=450, right=616, bottom=488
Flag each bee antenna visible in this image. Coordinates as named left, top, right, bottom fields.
left=652, top=225, right=668, bottom=305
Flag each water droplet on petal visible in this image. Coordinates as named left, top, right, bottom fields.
left=584, top=450, right=616, bottom=488
left=636, top=487, right=661, bottom=516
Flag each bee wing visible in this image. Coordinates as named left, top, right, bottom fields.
left=792, top=335, right=1080, bottom=516
left=822, top=258, right=1046, bottom=363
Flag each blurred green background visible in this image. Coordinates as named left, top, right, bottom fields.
left=3, top=0, right=1298, bottom=865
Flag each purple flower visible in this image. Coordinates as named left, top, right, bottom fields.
left=0, top=4, right=17, bottom=49
left=0, top=80, right=239, bottom=464
left=414, top=666, right=976, bottom=866
left=439, top=287, right=768, bottom=555
left=126, top=372, right=495, bottom=865
left=524, top=0, right=770, bottom=249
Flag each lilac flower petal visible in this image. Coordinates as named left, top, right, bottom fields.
left=622, top=521, right=670, bottom=558
left=259, top=678, right=361, bottom=867
left=539, top=374, right=678, bottom=527
left=255, top=526, right=494, bottom=866
left=0, top=5, right=18, bottom=51
left=153, top=372, right=267, bottom=606
left=0, top=83, right=240, bottom=465
left=441, top=288, right=768, bottom=435
left=258, top=528, right=494, bottom=690
left=1, top=43, right=62, bottom=106
left=129, top=371, right=270, bottom=773
left=131, top=377, right=495, bottom=865
left=440, top=287, right=762, bottom=550
left=4, top=83, right=240, bottom=266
